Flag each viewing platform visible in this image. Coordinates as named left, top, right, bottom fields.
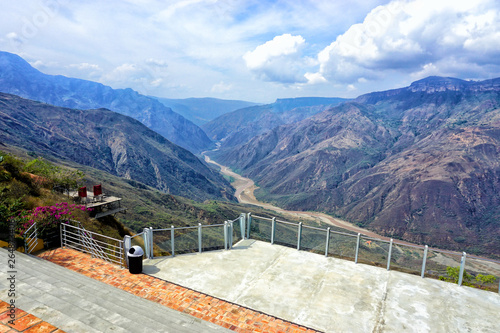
left=1, top=239, right=499, bottom=332
left=144, top=239, right=500, bottom=332
left=3, top=212, right=499, bottom=332
left=69, top=185, right=126, bottom=219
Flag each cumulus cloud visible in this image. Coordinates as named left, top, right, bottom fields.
left=243, top=34, right=308, bottom=84
left=309, top=0, right=500, bottom=84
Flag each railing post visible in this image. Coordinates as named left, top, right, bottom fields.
left=224, top=221, right=228, bottom=250
left=149, top=227, right=154, bottom=259
left=297, top=222, right=302, bottom=250
left=240, top=213, right=246, bottom=239
left=458, top=252, right=467, bottom=286
left=421, top=245, right=428, bottom=278
left=355, top=233, right=361, bottom=264
left=143, top=227, right=150, bottom=259
left=119, top=240, right=124, bottom=268
left=229, top=222, right=233, bottom=249
left=60, top=223, right=63, bottom=248
left=198, top=223, right=202, bottom=253
left=387, top=238, right=393, bottom=271
left=246, top=213, right=252, bottom=239
left=325, top=227, right=330, bottom=257
left=171, top=226, right=175, bottom=257
left=124, top=235, right=131, bottom=267
left=271, top=217, right=276, bottom=245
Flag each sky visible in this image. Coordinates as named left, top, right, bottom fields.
left=1, top=0, right=499, bottom=103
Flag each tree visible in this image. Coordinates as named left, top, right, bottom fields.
left=475, top=274, right=497, bottom=286
left=439, top=266, right=472, bottom=285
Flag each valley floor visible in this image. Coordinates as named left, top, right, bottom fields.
left=204, top=155, right=402, bottom=241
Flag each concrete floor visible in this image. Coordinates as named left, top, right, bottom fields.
left=144, top=239, right=500, bottom=333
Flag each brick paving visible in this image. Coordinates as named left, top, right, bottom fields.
left=38, top=248, right=321, bottom=333
left=0, top=300, right=64, bottom=333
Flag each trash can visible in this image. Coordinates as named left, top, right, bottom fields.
left=127, top=246, right=144, bottom=274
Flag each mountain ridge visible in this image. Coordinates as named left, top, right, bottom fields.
left=153, top=96, right=259, bottom=126
left=0, top=51, right=212, bottom=153
left=202, top=96, right=349, bottom=149
left=0, top=92, right=234, bottom=202
left=211, top=76, right=500, bottom=255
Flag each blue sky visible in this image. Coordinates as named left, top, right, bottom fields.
left=1, top=0, right=499, bottom=103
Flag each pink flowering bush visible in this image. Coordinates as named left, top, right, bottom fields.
left=16, top=202, right=92, bottom=237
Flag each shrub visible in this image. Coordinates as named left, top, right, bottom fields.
left=16, top=203, right=92, bottom=238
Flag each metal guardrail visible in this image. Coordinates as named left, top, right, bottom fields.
left=50, top=211, right=498, bottom=293
left=24, top=222, right=38, bottom=254
left=248, top=213, right=500, bottom=294
left=61, top=223, right=124, bottom=267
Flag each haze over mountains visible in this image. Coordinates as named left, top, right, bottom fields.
left=203, top=97, right=349, bottom=149
left=211, top=77, right=500, bottom=255
left=154, top=97, right=259, bottom=126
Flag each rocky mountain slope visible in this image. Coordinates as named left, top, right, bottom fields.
left=154, top=97, right=259, bottom=126
left=212, top=77, right=500, bottom=255
left=0, top=51, right=212, bottom=153
left=0, top=93, right=234, bottom=202
left=202, top=97, right=348, bottom=150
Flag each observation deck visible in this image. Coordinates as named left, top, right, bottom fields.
left=144, top=239, right=500, bottom=332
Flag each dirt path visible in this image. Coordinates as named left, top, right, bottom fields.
left=204, top=155, right=392, bottom=240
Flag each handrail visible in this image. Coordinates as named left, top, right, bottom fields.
left=61, top=223, right=124, bottom=267
left=24, top=223, right=38, bottom=254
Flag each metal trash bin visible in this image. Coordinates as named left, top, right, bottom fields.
left=127, top=246, right=144, bottom=274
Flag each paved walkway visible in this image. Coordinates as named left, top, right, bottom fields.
left=37, top=248, right=319, bottom=333
left=0, top=248, right=230, bottom=333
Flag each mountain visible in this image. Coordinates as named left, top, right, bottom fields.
left=203, top=97, right=349, bottom=149
left=153, top=97, right=259, bottom=126
left=0, top=51, right=212, bottom=153
left=0, top=92, right=234, bottom=202
left=212, top=77, right=500, bottom=256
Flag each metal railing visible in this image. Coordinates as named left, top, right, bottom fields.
left=49, top=211, right=498, bottom=293
left=61, top=222, right=124, bottom=267
left=24, top=222, right=38, bottom=254
left=247, top=213, right=500, bottom=294
left=148, top=221, right=237, bottom=258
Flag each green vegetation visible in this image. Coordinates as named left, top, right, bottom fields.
left=0, top=150, right=132, bottom=247
left=438, top=266, right=497, bottom=290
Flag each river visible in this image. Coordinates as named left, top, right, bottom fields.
left=204, top=154, right=393, bottom=240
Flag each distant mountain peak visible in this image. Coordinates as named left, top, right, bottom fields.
left=408, top=76, right=471, bottom=93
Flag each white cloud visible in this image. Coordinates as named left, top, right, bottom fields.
left=69, top=62, right=101, bottom=71
left=310, top=0, right=500, bottom=84
left=243, top=34, right=309, bottom=84
left=211, top=81, right=233, bottom=93
left=1, top=0, right=499, bottom=102
left=244, top=34, right=305, bottom=69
